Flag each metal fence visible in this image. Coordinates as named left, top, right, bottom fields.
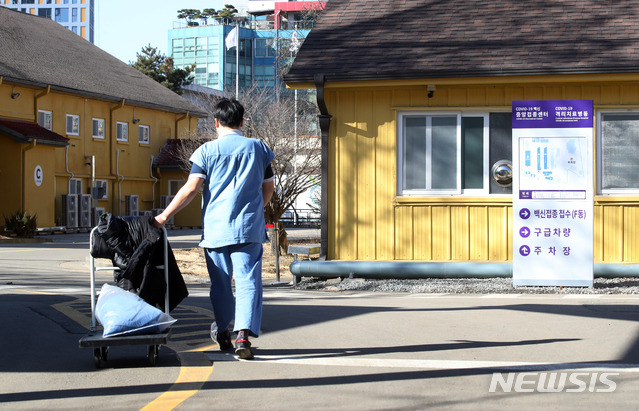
left=280, top=208, right=320, bottom=227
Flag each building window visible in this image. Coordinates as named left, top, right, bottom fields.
left=172, top=38, right=183, bottom=54
left=254, top=65, right=275, bottom=87
left=72, top=8, right=77, bottom=22
left=93, top=179, right=108, bottom=199
left=598, top=112, right=639, bottom=194
left=38, top=8, right=52, bottom=18
left=92, top=118, right=105, bottom=139
left=397, top=112, right=489, bottom=195
left=69, top=178, right=82, bottom=195
left=116, top=122, right=128, bottom=142
left=38, top=110, right=52, bottom=130
left=66, top=114, right=80, bottom=135
left=55, top=8, right=69, bottom=22
left=169, top=180, right=185, bottom=196
left=138, top=125, right=150, bottom=144
left=255, top=38, right=275, bottom=57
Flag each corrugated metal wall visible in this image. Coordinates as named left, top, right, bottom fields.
left=324, top=82, right=639, bottom=262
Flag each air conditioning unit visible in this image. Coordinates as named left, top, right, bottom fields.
left=79, top=194, right=92, bottom=227
left=92, top=207, right=105, bottom=226
left=161, top=195, right=174, bottom=209
left=80, top=210, right=91, bottom=228
left=125, top=194, right=139, bottom=216
left=141, top=210, right=153, bottom=217
left=80, top=194, right=91, bottom=213
left=61, top=194, right=78, bottom=228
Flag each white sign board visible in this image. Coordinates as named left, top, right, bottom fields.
left=34, top=165, right=43, bottom=187
left=512, top=100, right=593, bottom=287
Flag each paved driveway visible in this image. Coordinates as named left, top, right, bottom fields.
left=0, top=232, right=637, bottom=410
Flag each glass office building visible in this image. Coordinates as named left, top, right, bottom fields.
left=2, top=0, right=95, bottom=43
left=169, top=23, right=303, bottom=92
left=168, top=0, right=325, bottom=93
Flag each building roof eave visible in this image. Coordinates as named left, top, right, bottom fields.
left=0, top=118, right=69, bottom=147
left=285, top=65, right=639, bottom=86
left=4, top=77, right=209, bottom=118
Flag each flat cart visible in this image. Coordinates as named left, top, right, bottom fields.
left=79, top=226, right=171, bottom=368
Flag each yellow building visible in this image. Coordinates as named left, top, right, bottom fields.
left=0, top=7, right=205, bottom=229
left=285, top=0, right=639, bottom=266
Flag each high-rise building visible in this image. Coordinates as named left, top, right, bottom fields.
left=168, top=1, right=324, bottom=92
left=2, top=0, right=95, bottom=43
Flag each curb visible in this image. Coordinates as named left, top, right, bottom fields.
left=0, top=237, right=53, bottom=244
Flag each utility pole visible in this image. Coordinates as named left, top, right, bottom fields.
left=235, top=22, right=239, bottom=97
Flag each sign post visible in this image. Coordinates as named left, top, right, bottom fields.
left=512, top=100, right=594, bottom=287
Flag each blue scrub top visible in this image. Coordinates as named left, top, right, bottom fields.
left=189, top=130, right=274, bottom=248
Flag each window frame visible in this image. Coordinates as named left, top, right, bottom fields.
left=254, top=37, right=275, bottom=57
left=116, top=121, right=128, bottom=142
left=94, top=179, right=108, bottom=199
left=138, top=125, right=150, bottom=144
left=66, top=114, right=80, bottom=136
left=69, top=178, right=82, bottom=195
left=92, top=118, right=105, bottom=139
left=169, top=179, right=185, bottom=196
left=596, top=109, right=639, bottom=195
left=461, top=113, right=490, bottom=195
left=55, top=7, right=68, bottom=22
left=38, top=110, right=52, bottom=131
left=397, top=111, right=490, bottom=197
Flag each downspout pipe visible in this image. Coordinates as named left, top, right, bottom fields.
left=314, top=73, right=332, bottom=260
left=116, top=149, right=124, bottom=216
left=150, top=155, right=158, bottom=209
left=34, top=85, right=51, bottom=118
left=290, top=261, right=639, bottom=279
left=175, top=111, right=190, bottom=136
left=110, top=99, right=125, bottom=214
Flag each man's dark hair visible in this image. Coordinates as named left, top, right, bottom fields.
left=213, top=98, right=244, bottom=128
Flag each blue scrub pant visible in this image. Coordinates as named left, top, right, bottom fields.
left=204, top=243, right=263, bottom=337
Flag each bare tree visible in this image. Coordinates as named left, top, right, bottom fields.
left=171, top=6, right=324, bottom=253
left=238, top=86, right=320, bottom=228
left=174, top=85, right=320, bottom=253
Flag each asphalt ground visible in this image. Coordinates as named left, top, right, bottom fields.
left=1, top=229, right=638, bottom=410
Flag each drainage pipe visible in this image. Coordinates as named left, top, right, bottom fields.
left=150, top=155, right=158, bottom=209
left=313, top=73, right=332, bottom=260
left=116, top=149, right=124, bottom=216
left=290, top=261, right=639, bottom=279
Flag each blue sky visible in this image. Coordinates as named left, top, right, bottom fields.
left=95, top=0, right=248, bottom=63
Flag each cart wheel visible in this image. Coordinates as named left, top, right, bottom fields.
left=148, top=345, right=158, bottom=366
left=101, top=346, right=109, bottom=362
left=93, top=348, right=102, bottom=368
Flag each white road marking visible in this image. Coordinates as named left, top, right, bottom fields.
left=205, top=352, right=639, bottom=372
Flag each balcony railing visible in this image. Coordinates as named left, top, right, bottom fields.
left=172, top=19, right=313, bottom=31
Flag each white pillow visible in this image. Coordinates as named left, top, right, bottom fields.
left=96, top=283, right=176, bottom=337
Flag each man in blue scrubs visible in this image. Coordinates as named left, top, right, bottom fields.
left=153, top=98, right=275, bottom=360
